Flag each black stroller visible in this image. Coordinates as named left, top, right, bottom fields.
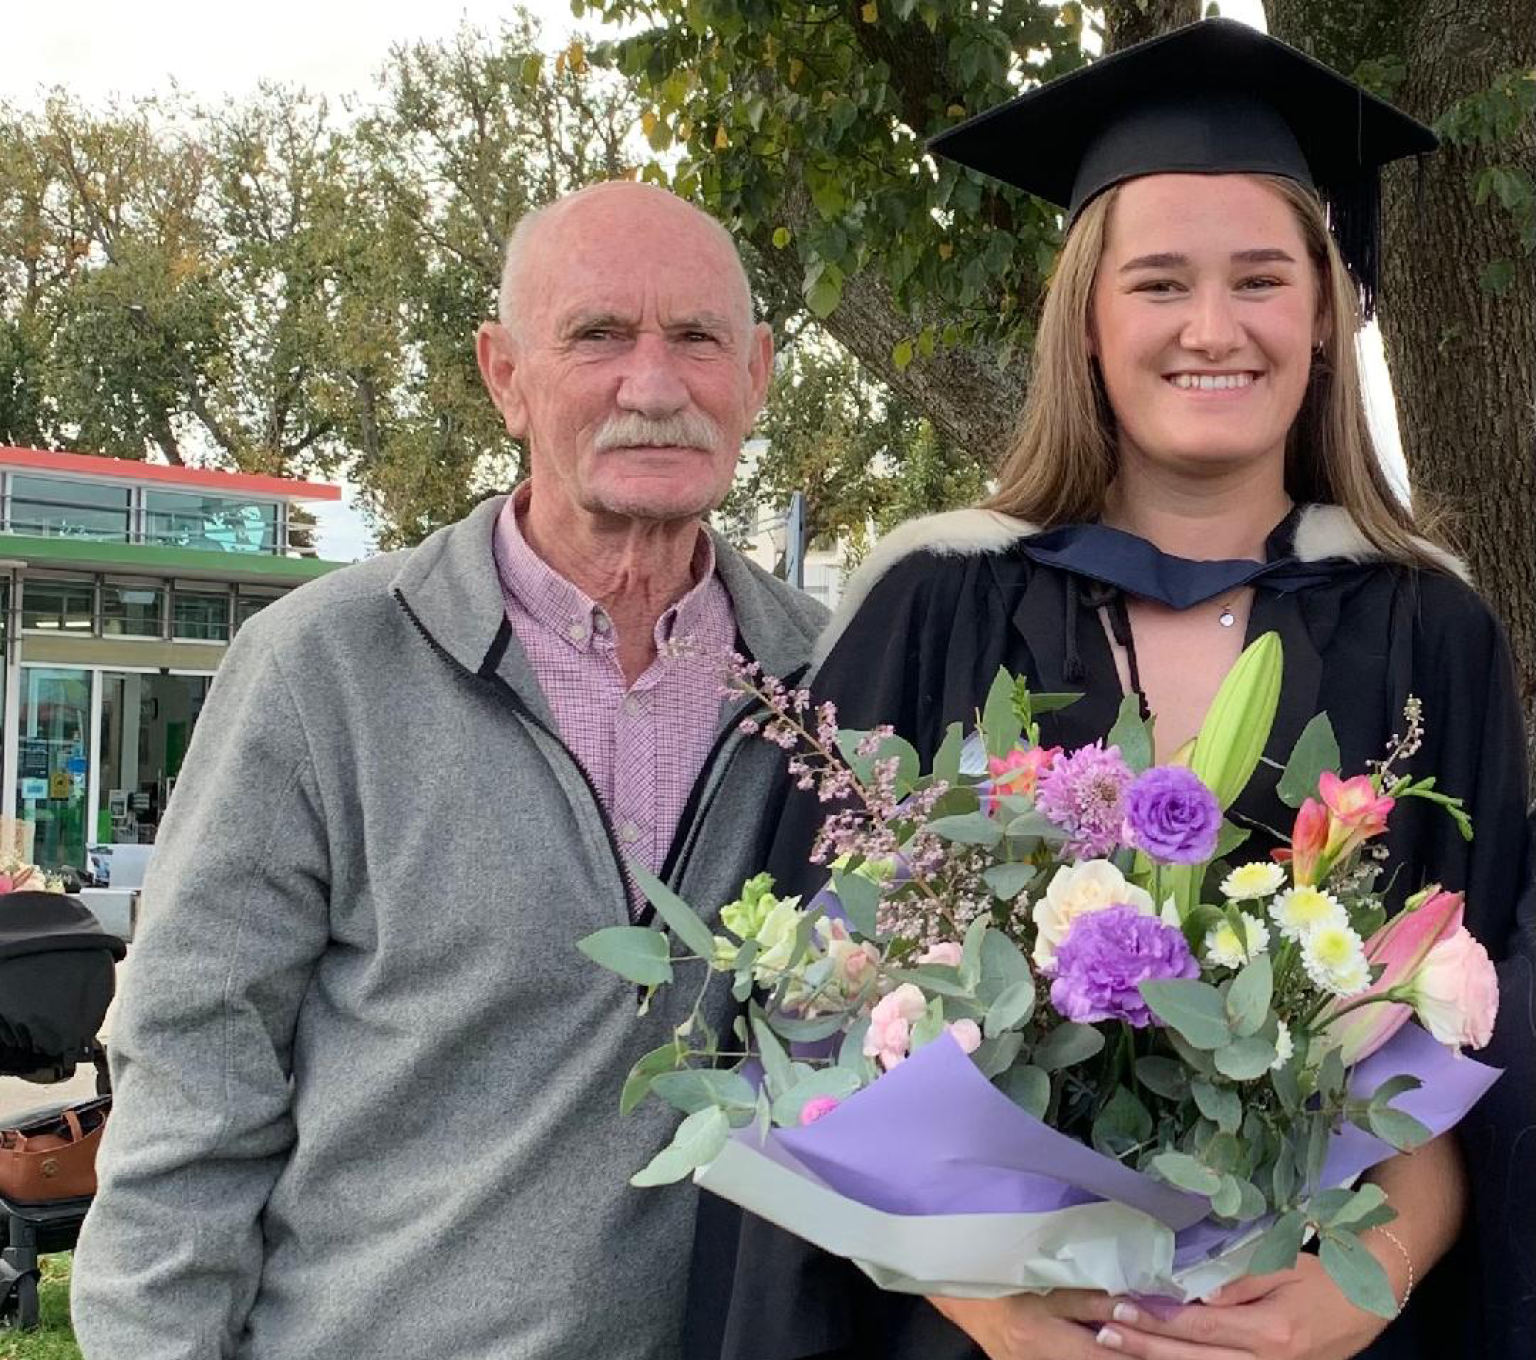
left=0, top=891, right=125, bottom=1328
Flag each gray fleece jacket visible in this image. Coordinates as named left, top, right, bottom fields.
left=71, top=495, right=827, bottom=1359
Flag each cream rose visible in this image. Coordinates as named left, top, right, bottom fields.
left=1032, top=860, right=1154, bottom=970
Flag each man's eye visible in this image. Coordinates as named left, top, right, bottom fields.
left=680, top=330, right=720, bottom=343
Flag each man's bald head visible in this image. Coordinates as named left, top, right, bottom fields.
left=497, top=181, right=755, bottom=341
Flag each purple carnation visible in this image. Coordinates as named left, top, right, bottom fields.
left=1034, top=743, right=1134, bottom=858
left=1049, top=904, right=1199, bottom=1028
left=1123, top=766, right=1222, bottom=864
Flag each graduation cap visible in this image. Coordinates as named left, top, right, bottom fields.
left=928, top=18, right=1438, bottom=317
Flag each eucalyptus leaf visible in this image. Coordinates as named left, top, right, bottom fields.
left=576, top=925, right=674, bottom=986
left=1134, top=1055, right=1191, bottom=1101
left=909, top=996, right=947, bottom=1051
left=630, top=1106, right=730, bottom=1187
left=977, top=930, right=1033, bottom=1005
left=972, top=1030, right=1024, bottom=1079
left=767, top=1011, right=847, bottom=1042
left=984, top=980, right=1037, bottom=1037
left=1029, top=692, right=1084, bottom=715
left=1211, top=1174, right=1243, bottom=1219
left=750, top=1009, right=794, bottom=1097
left=650, top=1068, right=757, bottom=1115
left=1276, top=713, right=1342, bottom=809
left=982, top=862, right=1038, bottom=901
left=1367, top=1106, right=1433, bottom=1150
left=629, top=863, right=717, bottom=960
left=620, top=1042, right=686, bottom=1117
left=770, top=1067, right=862, bottom=1128
left=1320, top=1232, right=1398, bottom=1319
left=933, top=721, right=965, bottom=787
left=1367, top=1075, right=1422, bottom=1109
left=1150, top=1151, right=1222, bottom=1197
left=837, top=1017, right=872, bottom=1074
left=982, top=667, right=1024, bottom=758
left=960, top=914, right=990, bottom=988
left=1140, top=978, right=1232, bottom=1050
left=888, top=965, right=974, bottom=999
left=1246, top=1209, right=1307, bottom=1274
left=1033, top=1022, right=1105, bottom=1072
left=1107, top=693, right=1154, bottom=773
left=1191, top=1079, right=1242, bottom=1133
left=927, top=811, right=1004, bottom=848
left=875, top=733, right=922, bottom=795
left=1214, top=1035, right=1278, bottom=1081
left=1091, top=1086, right=1153, bottom=1159
left=1004, top=809, right=1066, bottom=841
left=1225, top=953, right=1273, bottom=1037
left=831, top=868, right=881, bottom=938
left=997, top=1064, right=1051, bottom=1119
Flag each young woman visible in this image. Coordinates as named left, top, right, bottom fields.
left=686, top=20, right=1534, bottom=1360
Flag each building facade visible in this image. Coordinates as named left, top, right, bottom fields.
left=0, top=446, right=345, bottom=871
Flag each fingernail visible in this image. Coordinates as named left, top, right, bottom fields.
left=1097, top=1327, right=1124, bottom=1350
left=1112, top=1301, right=1140, bottom=1324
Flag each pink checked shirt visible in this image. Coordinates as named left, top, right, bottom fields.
left=492, top=492, right=737, bottom=917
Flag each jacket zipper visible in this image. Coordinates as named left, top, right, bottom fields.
left=394, top=591, right=805, bottom=930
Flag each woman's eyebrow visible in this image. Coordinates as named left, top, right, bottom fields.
left=1120, top=248, right=1299, bottom=272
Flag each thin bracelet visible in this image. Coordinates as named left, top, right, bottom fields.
left=1374, top=1227, right=1415, bottom=1310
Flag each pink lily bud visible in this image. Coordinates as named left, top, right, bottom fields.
left=1288, top=798, right=1330, bottom=886
left=1319, top=771, right=1395, bottom=861
left=1320, top=888, right=1464, bottom=1064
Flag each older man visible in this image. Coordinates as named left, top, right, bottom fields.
left=72, top=182, right=826, bottom=1359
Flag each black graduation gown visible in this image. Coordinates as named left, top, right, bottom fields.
left=685, top=532, right=1536, bottom=1360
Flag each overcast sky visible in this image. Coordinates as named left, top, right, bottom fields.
left=7, top=0, right=1399, bottom=559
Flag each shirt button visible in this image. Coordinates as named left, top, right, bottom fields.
left=567, top=622, right=587, bottom=643
left=592, top=613, right=611, bottom=634
left=619, top=820, right=642, bottom=845
left=622, top=695, right=643, bottom=717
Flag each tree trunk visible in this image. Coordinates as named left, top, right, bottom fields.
left=1268, top=0, right=1536, bottom=788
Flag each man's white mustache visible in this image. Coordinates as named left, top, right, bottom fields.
left=594, top=412, right=721, bottom=453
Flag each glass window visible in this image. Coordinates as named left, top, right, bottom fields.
left=171, top=588, right=230, bottom=642
left=9, top=474, right=131, bottom=541
left=102, top=582, right=165, bottom=638
left=22, top=577, right=95, bottom=633
left=234, top=590, right=283, bottom=631
left=145, top=491, right=278, bottom=555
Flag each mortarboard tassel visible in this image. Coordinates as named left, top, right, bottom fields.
left=1323, top=166, right=1381, bottom=321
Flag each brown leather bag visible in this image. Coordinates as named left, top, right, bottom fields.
left=0, top=1096, right=109, bottom=1203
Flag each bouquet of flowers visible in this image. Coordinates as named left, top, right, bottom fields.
left=579, top=633, right=1500, bottom=1316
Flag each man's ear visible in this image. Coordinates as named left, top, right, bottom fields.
left=477, top=322, right=529, bottom=439
left=744, top=321, right=774, bottom=424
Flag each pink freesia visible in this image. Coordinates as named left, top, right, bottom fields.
left=918, top=942, right=964, bottom=968
left=1322, top=889, right=1465, bottom=1063
left=1319, top=771, right=1395, bottom=860
left=986, top=746, right=1059, bottom=814
left=799, top=1096, right=842, bottom=1126
left=1285, top=798, right=1330, bottom=886
left=1401, top=928, right=1499, bottom=1052
left=862, top=983, right=927, bottom=1071
left=945, top=1019, right=982, bottom=1055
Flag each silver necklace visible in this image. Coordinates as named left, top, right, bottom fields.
left=1218, top=600, right=1237, bottom=628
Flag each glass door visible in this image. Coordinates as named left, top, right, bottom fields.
left=17, top=666, right=92, bottom=871
left=98, top=671, right=212, bottom=846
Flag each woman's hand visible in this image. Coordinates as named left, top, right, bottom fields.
left=1084, top=1254, right=1394, bottom=1360
left=928, top=1291, right=1121, bottom=1359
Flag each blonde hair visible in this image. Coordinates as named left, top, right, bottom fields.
left=984, top=175, right=1451, bottom=570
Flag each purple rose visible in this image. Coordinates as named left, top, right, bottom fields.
left=1123, top=766, right=1221, bottom=864
left=1049, top=904, right=1199, bottom=1028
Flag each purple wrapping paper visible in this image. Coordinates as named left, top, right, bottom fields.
left=728, top=1022, right=1500, bottom=1283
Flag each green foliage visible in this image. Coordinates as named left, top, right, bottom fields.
left=718, top=334, right=988, bottom=566
left=1437, top=68, right=1536, bottom=256
left=585, top=0, right=1078, bottom=352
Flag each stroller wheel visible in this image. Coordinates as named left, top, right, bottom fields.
left=1, top=1271, right=39, bottom=1330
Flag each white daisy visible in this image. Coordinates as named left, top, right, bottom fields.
left=1301, top=924, right=1372, bottom=996
left=1271, top=1019, right=1294, bottom=1070
left=1269, top=886, right=1349, bottom=943
left=1202, top=915, right=1271, bottom=969
left=1221, top=862, right=1287, bottom=901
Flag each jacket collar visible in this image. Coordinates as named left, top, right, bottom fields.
left=391, top=494, right=821, bottom=705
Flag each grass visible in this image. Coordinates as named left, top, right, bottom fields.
left=0, top=1256, right=80, bottom=1360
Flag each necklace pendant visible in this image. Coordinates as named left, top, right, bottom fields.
left=1218, top=606, right=1236, bottom=628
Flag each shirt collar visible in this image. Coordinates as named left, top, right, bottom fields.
left=492, top=485, right=720, bottom=654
